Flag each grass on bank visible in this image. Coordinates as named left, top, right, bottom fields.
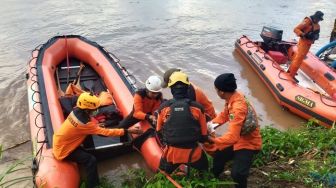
left=0, top=145, right=32, bottom=188
left=91, top=121, right=336, bottom=188
left=2, top=120, right=336, bottom=187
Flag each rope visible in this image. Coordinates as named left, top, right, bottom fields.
left=240, top=38, right=336, bottom=108
left=27, top=45, right=47, bottom=185
left=103, top=47, right=138, bottom=89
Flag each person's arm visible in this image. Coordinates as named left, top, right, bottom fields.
left=156, top=108, right=168, bottom=132
left=210, top=101, right=247, bottom=147
left=211, top=108, right=229, bottom=125
left=80, top=121, right=126, bottom=136
left=195, top=87, right=216, bottom=119
left=133, top=94, right=147, bottom=120
left=294, top=18, right=310, bottom=37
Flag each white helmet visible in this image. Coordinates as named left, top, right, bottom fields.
left=145, top=75, right=162, bottom=92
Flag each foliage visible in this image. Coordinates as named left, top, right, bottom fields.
left=252, top=122, right=336, bottom=187
left=0, top=155, right=32, bottom=188
left=253, top=123, right=336, bottom=167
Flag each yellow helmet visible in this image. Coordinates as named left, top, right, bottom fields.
left=77, top=92, right=100, bottom=110
left=168, top=71, right=190, bottom=87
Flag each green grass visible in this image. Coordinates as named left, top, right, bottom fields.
left=3, top=120, right=336, bottom=187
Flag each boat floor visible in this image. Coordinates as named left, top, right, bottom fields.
left=280, top=63, right=329, bottom=96
left=56, top=58, right=132, bottom=158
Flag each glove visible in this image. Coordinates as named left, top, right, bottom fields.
left=207, top=122, right=219, bottom=134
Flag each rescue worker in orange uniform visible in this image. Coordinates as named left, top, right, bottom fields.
left=53, top=92, right=142, bottom=188
left=287, top=11, right=324, bottom=78
left=205, top=73, right=262, bottom=188
left=162, top=68, right=216, bottom=121
left=330, top=18, right=336, bottom=42
left=156, top=71, right=209, bottom=174
left=118, top=75, right=163, bottom=129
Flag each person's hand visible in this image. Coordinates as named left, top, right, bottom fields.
left=207, top=136, right=215, bottom=144
left=300, top=33, right=306, bottom=38
left=207, top=122, right=219, bottom=134
left=127, top=125, right=143, bottom=134
left=98, top=123, right=105, bottom=128
left=149, top=115, right=156, bottom=122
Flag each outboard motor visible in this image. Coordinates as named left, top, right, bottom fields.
left=260, top=26, right=283, bottom=52
left=260, top=26, right=283, bottom=44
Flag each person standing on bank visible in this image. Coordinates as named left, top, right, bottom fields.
left=118, top=75, right=163, bottom=129
left=162, top=68, right=216, bottom=121
left=156, top=71, right=209, bottom=174
left=53, top=92, right=142, bottom=188
left=205, top=73, right=262, bottom=188
left=287, top=11, right=324, bottom=78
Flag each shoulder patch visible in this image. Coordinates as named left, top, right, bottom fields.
left=229, top=113, right=234, bottom=120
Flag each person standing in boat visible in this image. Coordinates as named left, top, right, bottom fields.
left=156, top=71, right=209, bottom=174
left=53, top=92, right=142, bottom=188
left=287, top=11, right=324, bottom=78
left=330, top=18, right=336, bottom=42
left=162, top=68, right=216, bottom=121
left=117, top=75, right=163, bottom=129
left=204, top=73, right=262, bottom=188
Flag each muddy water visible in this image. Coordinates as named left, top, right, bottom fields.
left=0, top=0, right=335, bottom=186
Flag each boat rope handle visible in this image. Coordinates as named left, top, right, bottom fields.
left=27, top=46, right=48, bottom=183
left=104, top=48, right=138, bottom=89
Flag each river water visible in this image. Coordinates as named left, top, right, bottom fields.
left=0, top=0, right=335, bottom=187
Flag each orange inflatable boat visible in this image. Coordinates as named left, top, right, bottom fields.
left=235, top=28, right=336, bottom=127
left=27, top=35, right=163, bottom=187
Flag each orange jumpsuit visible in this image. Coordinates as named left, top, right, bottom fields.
left=204, top=91, right=262, bottom=152
left=53, top=111, right=125, bottom=160
left=288, top=17, right=320, bottom=78
left=133, top=90, right=162, bottom=120
left=156, top=103, right=208, bottom=164
left=191, top=84, right=216, bottom=120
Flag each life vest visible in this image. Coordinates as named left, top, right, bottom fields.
left=305, top=17, right=320, bottom=41
left=161, top=99, right=203, bottom=147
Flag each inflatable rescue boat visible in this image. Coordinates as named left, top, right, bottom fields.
left=235, top=27, right=336, bottom=127
left=27, top=35, right=163, bottom=187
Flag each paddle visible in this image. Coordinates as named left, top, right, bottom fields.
left=73, top=63, right=85, bottom=86
left=65, top=63, right=85, bottom=96
left=55, top=68, right=65, bottom=97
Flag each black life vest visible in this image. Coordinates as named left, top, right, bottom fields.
left=160, top=99, right=203, bottom=147
left=305, top=16, right=320, bottom=41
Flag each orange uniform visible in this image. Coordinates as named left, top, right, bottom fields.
left=288, top=17, right=320, bottom=77
left=156, top=103, right=207, bottom=164
left=191, top=84, right=216, bottom=120
left=209, top=91, right=262, bottom=151
left=53, top=111, right=125, bottom=160
left=133, top=89, right=162, bottom=120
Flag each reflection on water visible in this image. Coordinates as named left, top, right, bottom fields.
left=0, top=0, right=335, bottom=186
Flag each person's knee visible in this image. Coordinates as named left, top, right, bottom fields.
left=87, top=155, right=97, bottom=168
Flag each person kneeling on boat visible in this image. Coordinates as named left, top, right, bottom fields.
left=203, top=73, right=262, bottom=188
left=162, top=68, right=216, bottom=122
left=52, top=92, right=142, bottom=188
left=117, top=75, right=163, bottom=129
left=156, top=71, right=209, bottom=175
left=287, top=11, right=324, bottom=78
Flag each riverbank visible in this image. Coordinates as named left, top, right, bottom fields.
left=111, top=122, right=336, bottom=187
left=1, top=122, right=335, bottom=187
